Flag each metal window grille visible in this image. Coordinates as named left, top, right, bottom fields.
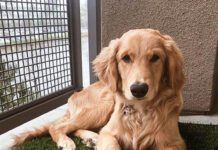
left=0, top=0, right=82, bottom=132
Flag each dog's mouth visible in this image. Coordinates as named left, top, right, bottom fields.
left=125, top=93, right=147, bottom=101
left=134, top=96, right=146, bottom=100
left=131, top=92, right=146, bottom=99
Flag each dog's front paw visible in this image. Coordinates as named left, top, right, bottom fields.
left=83, top=137, right=97, bottom=148
left=57, top=136, right=76, bottom=150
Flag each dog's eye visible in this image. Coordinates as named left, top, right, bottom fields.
left=150, top=54, right=159, bottom=62
left=122, top=55, right=131, bottom=63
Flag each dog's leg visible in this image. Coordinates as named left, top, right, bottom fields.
left=97, top=132, right=121, bottom=150
left=151, top=117, right=186, bottom=150
left=49, top=120, right=77, bottom=150
left=74, top=129, right=98, bottom=148
left=49, top=82, right=115, bottom=150
left=49, top=113, right=96, bottom=150
left=49, top=105, right=114, bottom=150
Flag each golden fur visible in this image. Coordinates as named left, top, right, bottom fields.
left=12, top=29, right=186, bottom=150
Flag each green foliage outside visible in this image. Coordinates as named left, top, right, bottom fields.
left=0, top=54, right=39, bottom=112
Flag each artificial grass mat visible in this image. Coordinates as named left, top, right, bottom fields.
left=17, top=123, right=218, bottom=150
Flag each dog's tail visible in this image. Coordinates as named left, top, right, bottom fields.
left=11, top=124, right=50, bottom=147
left=10, top=110, right=70, bottom=147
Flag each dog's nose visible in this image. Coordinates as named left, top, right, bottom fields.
left=130, top=83, right=148, bottom=98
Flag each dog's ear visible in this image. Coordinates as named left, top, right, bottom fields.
left=93, top=39, right=120, bottom=92
left=163, top=35, right=185, bottom=91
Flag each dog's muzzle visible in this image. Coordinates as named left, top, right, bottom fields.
left=130, top=82, right=148, bottom=99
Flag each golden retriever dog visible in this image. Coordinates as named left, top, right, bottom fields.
left=13, top=29, right=186, bottom=150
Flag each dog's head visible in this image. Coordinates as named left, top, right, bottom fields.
left=93, top=29, right=184, bottom=101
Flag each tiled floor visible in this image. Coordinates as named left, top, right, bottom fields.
left=0, top=103, right=218, bottom=150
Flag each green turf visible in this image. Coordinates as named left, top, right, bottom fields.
left=179, top=123, right=218, bottom=150
left=16, top=135, right=93, bottom=150
left=17, top=123, right=218, bottom=150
